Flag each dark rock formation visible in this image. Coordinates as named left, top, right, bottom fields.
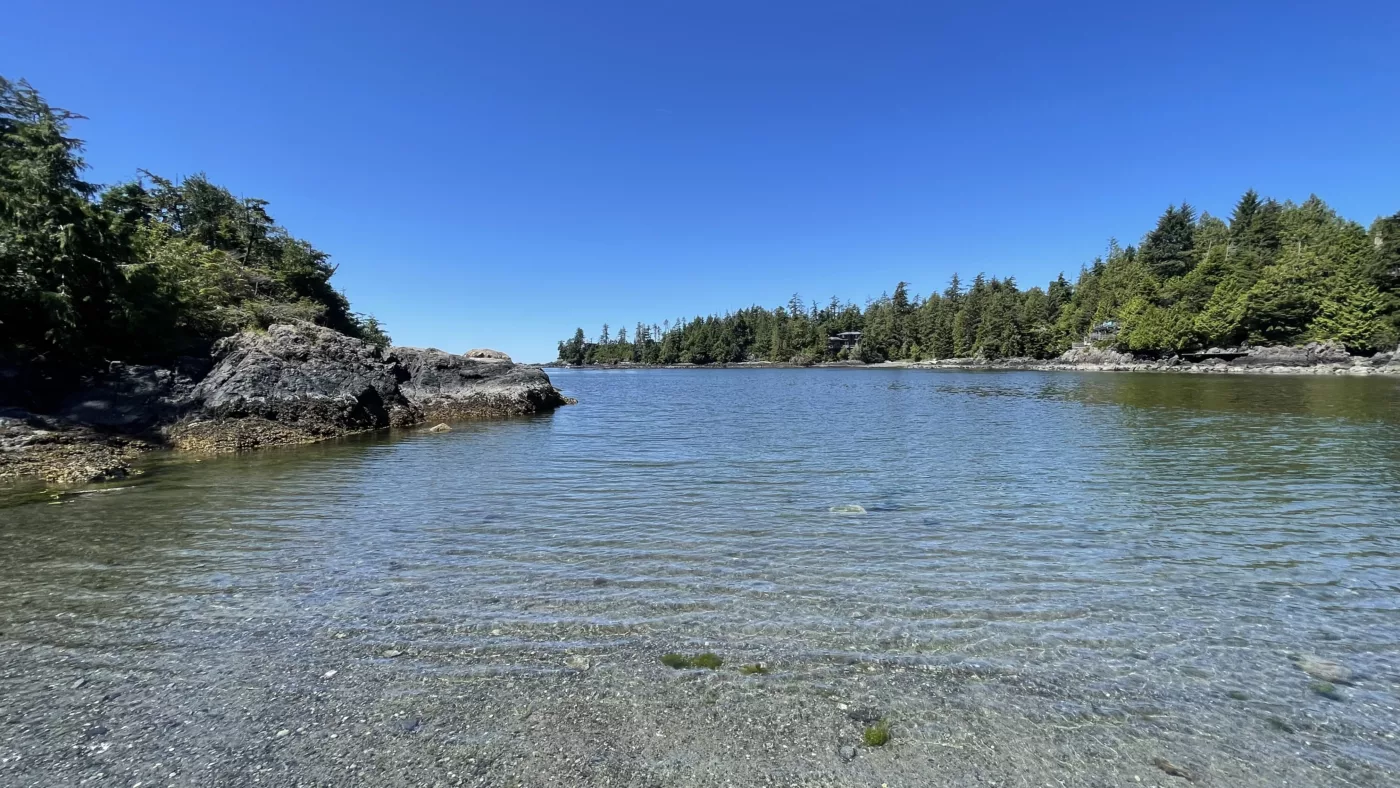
left=2, top=323, right=572, bottom=482
left=1235, top=341, right=1352, bottom=367
left=393, top=346, right=568, bottom=422
left=168, top=324, right=567, bottom=453
left=170, top=323, right=421, bottom=451
left=56, top=360, right=206, bottom=431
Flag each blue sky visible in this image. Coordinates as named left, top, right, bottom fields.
left=4, top=1, right=1397, bottom=361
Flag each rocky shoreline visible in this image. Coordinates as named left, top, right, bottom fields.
left=550, top=340, right=1400, bottom=376
left=0, top=323, right=570, bottom=485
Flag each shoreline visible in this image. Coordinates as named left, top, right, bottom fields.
left=545, top=342, right=1400, bottom=377
left=546, top=358, right=1400, bottom=376
left=0, top=323, right=571, bottom=487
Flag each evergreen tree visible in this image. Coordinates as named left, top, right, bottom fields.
left=0, top=77, right=122, bottom=360
left=556, top=193, right=1398, bottom=363
left=1311, top=266, right=1395, bottom=352
left=1140, top=204, right=1197, bottom=278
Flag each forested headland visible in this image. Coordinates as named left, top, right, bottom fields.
left=558, top=194, right=1400, bottom=366
left=0, top=77, right=387, bottom=368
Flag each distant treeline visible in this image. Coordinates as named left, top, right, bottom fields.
left=559, top=193, right=1400, bottom=365
left=0, top=77, right=387, bottom=367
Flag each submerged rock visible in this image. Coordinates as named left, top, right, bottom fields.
left=429, top=423, right=452, bottom=433
left=1292, top=654, right=1354, bottom=685
left=1151, top=757, right=1193, bottom=781
left=829, top=504, right=867, bottom=514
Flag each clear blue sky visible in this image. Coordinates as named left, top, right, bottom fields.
left=4, top=1, right=1397, bottom=361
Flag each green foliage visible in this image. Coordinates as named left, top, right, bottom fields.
left=1310, top=266, right=1395, bottom=352
left=660, top=653, right=690, bottom=669
left=862, top=719, right=891, bottom=747
left=559, top=190, right=1400, bottom=363
left=1140, top=204, right=1196, bottom=278
left=358, top=316, right=392, bottom=350
left=0, top=77, right=384, bottom=364
left=1194, top=277, right=1248, bottom=347
left=739, top=663, right=769, bottom=675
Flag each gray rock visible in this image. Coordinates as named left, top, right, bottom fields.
left=839, top=745, right=857, bottom=762
left=2, top=324, right=571, bottom=481
left=188, top=322, right=420, bottom=436
left=1293, top=654, right=1354, bottom=685
left=393, top=346, right=567, bottom=422
left=428, top=423, right=452, bottom=433
left=1056, top=346, right=1135, bottom=366
left=396, top=718, right=421, bottom=733
left=464, top=348, right=512, bottom=362
left=1237, top=341, right=1352, bottom=367
left=1384, top=345, right=1400, bottom=374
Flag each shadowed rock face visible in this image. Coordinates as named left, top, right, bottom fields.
left=393, top=346, right=568, bottom=422
left=189, top=323, right=421, bottom=436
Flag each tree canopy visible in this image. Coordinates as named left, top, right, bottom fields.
left=560, top=197, right=1400, bottom=365
left=0, top=77, right=386, bottom=365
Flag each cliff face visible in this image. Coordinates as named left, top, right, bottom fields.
left=2, top=323, right=572, bottom=482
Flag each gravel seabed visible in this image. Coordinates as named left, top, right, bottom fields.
left=2, top=622, right=1391, bottom=788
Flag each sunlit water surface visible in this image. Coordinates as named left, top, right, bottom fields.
left=2, top=369, right=1398, bottom=781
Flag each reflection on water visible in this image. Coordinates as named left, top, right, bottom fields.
left=2, top=368, right=1399, bottom=780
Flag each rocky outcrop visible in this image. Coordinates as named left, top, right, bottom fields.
left=167, top=324, right=568, bottom=453
left=2, top=323, right=571, bottom=482
left=1383, top=346, right=1400, bottom=373
left=1055, top=346, right=1136, bottom=367
left=0, top=408, right=153, bottom=484
left=56, top=360, right=206, bottom=431
left=393, top=346, right=567, bottom=422
left=1234, top=341, right=1352, bottom=367
left=169, top=323, right=421, bottom=451
left=902, top=341, right=1400, bottom=375
left=1, top=361, right=206, bottom=483
left=464, top=348, right=512, bottom=362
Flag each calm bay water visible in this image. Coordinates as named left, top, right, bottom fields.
left=2, top=368, right=1398, bottom=785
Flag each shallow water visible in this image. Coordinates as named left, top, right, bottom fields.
left=2, top=368, right=1399, bottom=784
